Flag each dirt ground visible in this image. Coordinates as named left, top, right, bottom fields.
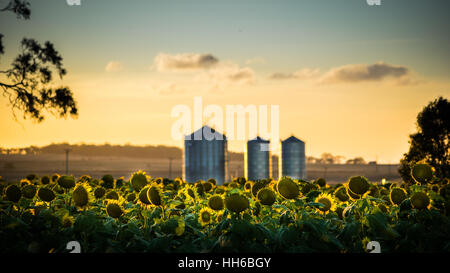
left=0, top=154, right=401, bottom=184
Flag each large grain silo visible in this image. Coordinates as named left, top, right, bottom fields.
left=279, top=136, right=306, bottom=180
left=245, top=136, right=271, bottom=181
left=183, top=125, right=228, bottom=185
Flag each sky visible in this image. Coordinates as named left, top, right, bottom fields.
left=0, top=0, right=449, bottom=163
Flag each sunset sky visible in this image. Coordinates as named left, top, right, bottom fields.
left=0, top=0, right=449, bottom=163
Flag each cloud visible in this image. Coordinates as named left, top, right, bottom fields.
left=105, top=61, right=123, bottom=72
left=207, top=63, right=255, bottom=85
left=154, top=53, right=219, bottom=71
left=320, top=62, right=409, bottom=84
left=245, top=57, right=266, bottom=65
left=269, top=68, right=321, bottom=80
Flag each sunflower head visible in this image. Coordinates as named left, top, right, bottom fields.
left=37, top=187, right=56, bottom=202
left=105, top=190, right=120, bottom=200
left=277, top=177, right=299, bottom=199
left=40, top=175, right=51, bottom=185
left=208, top=195, right=224, bottom=210
left=106, top=200, right=124, bottom=218
left=26, top=174, right=38, bottom=182
left=138, top=186, right=152, bottom=206
left=235, top=177, right=247, bottom=186
left=251, top=181, right=267, bottom=197
left=101, top=174, right=115, bottom=189
left=389, top=187, right=407, bottom=205
left=315, top=178, right=327, bottom=188
left=94, top=187, right=106, bottom=199
left=22, top=184, right=37, bottom=199
left=315, top=193, right=335, bottom=213
left=126, top=192, right=136, bottom=202
left=20, top=179, right=31, bottom=187
left=347, top=176, right=370, bottom=195
left=57, top=175, right=76, bottom=189
left=410, top=192, right=430, bottom=210
left=334, top=187, right=350, bottom=202
left=215, top=187, right=225, bottom=195
left=199, top=207, right=214, bottom=226
left=257, top=188, right=276, bottom=206
left=225, top=193, right=249, bottom=213
left=411, top=163, right=434, bottom=184
left=147, top=184, right=163, bottom=206
left=51, top=173, right=60, bottom=183
left=130, top=170, right=150, bottom=192
left=72, top=183, right=92, bottom=208
left=243, top=181, right=253, bottom=192
left=5, top=184, right=22, bottom=202
left=202, top=181, right=214, bottom=193
left=207, top=178, right=217, bottom=186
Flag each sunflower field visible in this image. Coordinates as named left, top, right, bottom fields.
left=1, top=163, right=450, bottom=253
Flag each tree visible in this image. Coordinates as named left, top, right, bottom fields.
left=399, top=96, right=450, bottom=183
left=346, top=157, right=366, bottom=165
left=0, top=0, right=77, bottom=122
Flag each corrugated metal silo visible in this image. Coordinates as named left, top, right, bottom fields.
left=245, top=136, right=271, bottom=181
left=183, top=125, right=228, bottom=185
left=279, top=136, right=306, bottom=180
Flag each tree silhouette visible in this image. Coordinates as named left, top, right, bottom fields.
left=399, top=96, right=450, bottom=183
left=0, top=0, right=77, bottom=122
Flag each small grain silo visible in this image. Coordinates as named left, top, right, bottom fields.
left=279, top=136, right=306, bottom=180
left=245, top=136, right=271, bottom=181
left=183, top=125, right=228, bottom=185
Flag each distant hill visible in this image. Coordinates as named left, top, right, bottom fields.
left=0, top=143, right=245, bottom=161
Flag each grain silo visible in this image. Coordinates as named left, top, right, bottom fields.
left=245, top=136, right=271, bottom=181
left=279, top=136, right=306, bottom=180
left=183, top=125, right=228, bottom=185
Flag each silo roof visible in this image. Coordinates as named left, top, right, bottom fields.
left=248, top=136, right=270, bottom=143
left=282, top=135, right=305, bottom=143
left=185, top=125, right=227, bottom=140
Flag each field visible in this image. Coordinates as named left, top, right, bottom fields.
left=0, top=163, right=449, bottom=253
left=0, top=154, right=401, bottom=184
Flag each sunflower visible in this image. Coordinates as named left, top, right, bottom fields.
left=147, top=183, right=163, bottom=206
left=315, top=193, right=336, bottom=213
left=5, top=184, right=22, bottom=202
left=94, top=187, right=106, bottom=199
left=277, top=177, right=299, bottom=199
left=410, top=192, right=430, bottom=210
left=257, top=188, right=276, bottom=206
left=411, top=163, right=434, bottom=184
left=105, top=190, right=120, bottom=200
left=72, top=182, right=93, bottom=209
left=334, top=186, right=350, bottom=202
left=208, top=194, right=224, bottom=210
left=106, top=199, right=124, bottom=218
left=389, top=188, right=407, bottom=205
left=225, top=193, right=249, bottom=213
left=137, top=186, right=152, bottom=208
left=37, top=187, right=56, bottom=202
left=244, top=181, right=253, bottom=192
left=40, top=175, right=51, bottom=185
left=22, top=184, right=37, bottom=199
left=199, top=207, right=214, bottom=226
left=130, top=170, right=150, bottom=192
left=57, top=175, right=76, bottom=189
left=183, top=185, right=199, bottom=202
left=347, top=176, right=370, bottom=195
